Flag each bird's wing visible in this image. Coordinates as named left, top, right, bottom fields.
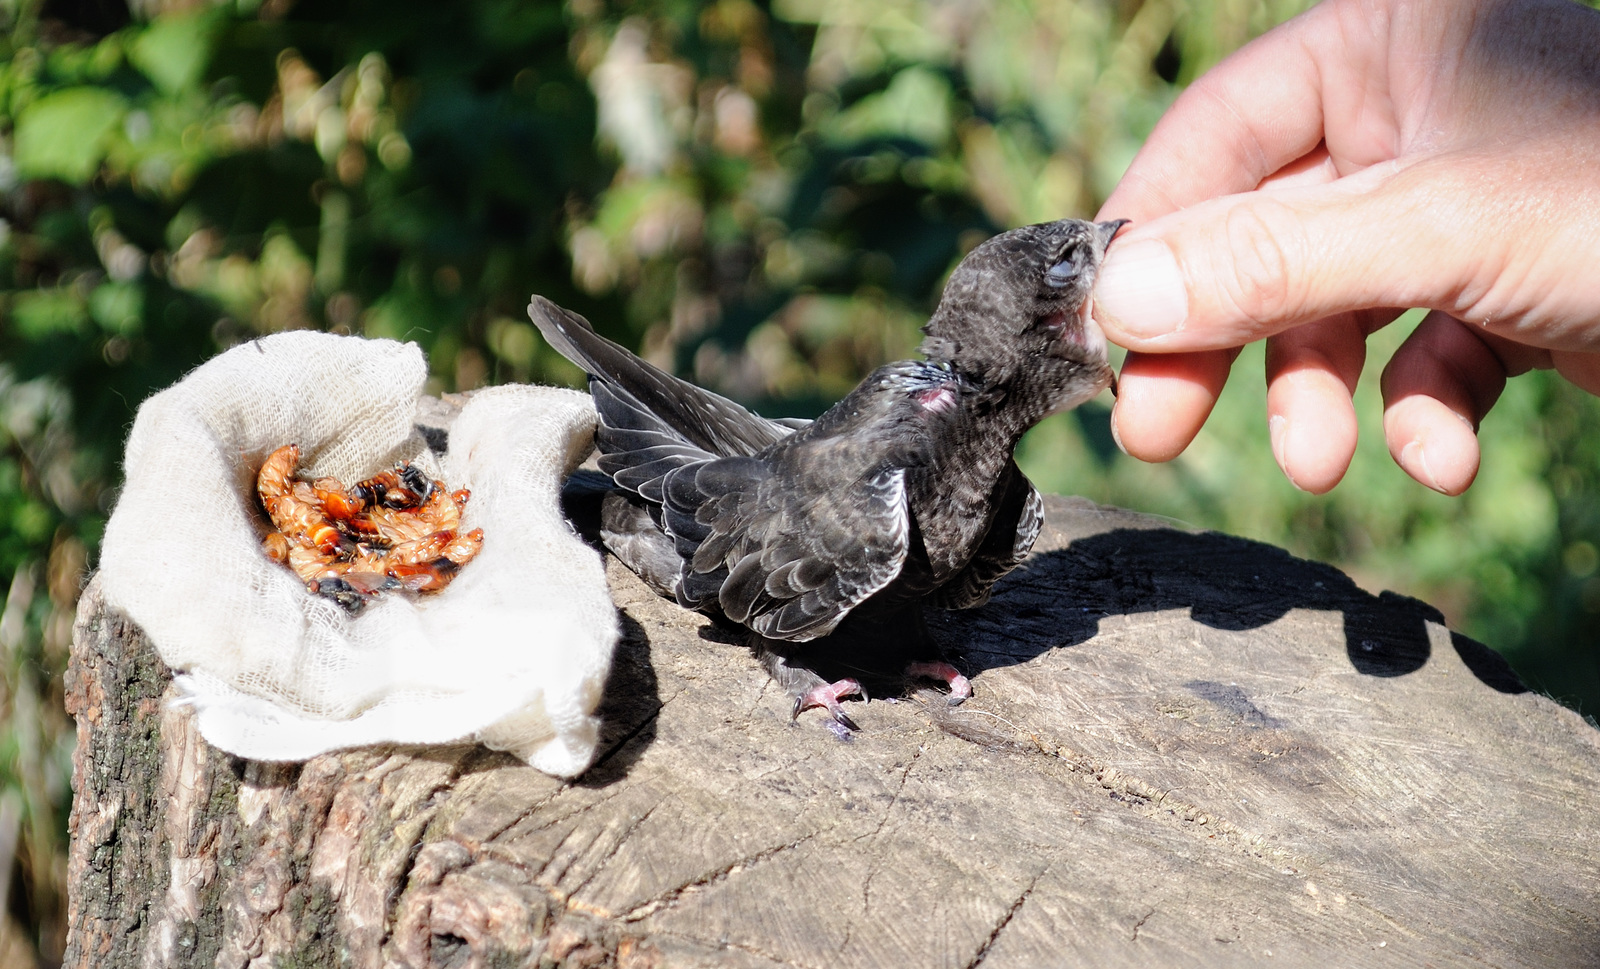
left=930, top=460, right=1043, bottom=610
left=585, top=380, right=716, bottom=502
left=664, top=455, right=911, bottom=642
left=529, top=297, right=803, bottom=501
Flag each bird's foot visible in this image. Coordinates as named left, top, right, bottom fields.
left=793, top=678, right=865, bottom=732
left=905, top=661, right=972, bottom=706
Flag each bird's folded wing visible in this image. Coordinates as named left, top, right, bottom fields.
left=929, top=461, right=1043, bottom=610
left=665, top=458, right=910, bottom=642
left=588, top=380, right=717, bottom=502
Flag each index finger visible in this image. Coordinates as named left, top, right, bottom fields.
left=1097, top=0, right=1398, bottom=223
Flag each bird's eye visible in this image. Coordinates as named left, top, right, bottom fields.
left=1045, top=248, right=1086, bottom=288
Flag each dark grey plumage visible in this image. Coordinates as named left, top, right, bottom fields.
left=531, top=218, right=1123, bottom=730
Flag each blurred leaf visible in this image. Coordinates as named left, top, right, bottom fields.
left=825, top=67, right=952, bottom=147
left=129, top=12, right=220, bottom=95
left=10, top=290, right=87, bottom=339
left=88, top=282, right=143, bottom=335
left=12, top=87, right=127, bottom=183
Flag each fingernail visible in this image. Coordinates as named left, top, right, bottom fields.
left=1400, top=439, right=1446, bottom=493
left=1110, top=408, right=1128, bottom=455
left=1094, top=238, right=1188, bottom=340
left=1268, top=414, right=1305, bottom=492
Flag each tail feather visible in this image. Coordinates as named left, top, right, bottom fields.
left=528, top=296, right=797, bottom=461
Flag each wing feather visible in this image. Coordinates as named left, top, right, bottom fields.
left=741, top=467, right=909, bottom=640
left=663, top=456, right=910, bottom=641
left=530, top=294, right=909, bottom=642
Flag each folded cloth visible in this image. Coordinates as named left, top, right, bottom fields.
left=98, top=331, right=617, bottom=778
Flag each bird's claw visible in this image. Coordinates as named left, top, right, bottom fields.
left=794, top=678, right=864, bottom=733
left=906, top=661, right=972, bottom=705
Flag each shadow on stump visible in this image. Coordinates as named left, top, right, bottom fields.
left=944, top=526, right=1526, bottom=696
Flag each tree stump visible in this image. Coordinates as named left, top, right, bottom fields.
left=64, top=496, right=1600, bottom=968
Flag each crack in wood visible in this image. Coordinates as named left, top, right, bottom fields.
left=454, top=803, right=531, bottom=853
left=362, top=758, right=476, bottom=932
left=590, top=689, right=679, bottom=770
left=490, top=781, right=595, bottom=842
left=751, top=750, right=821, bottom=780
left=620, top=833, right=818, bottom=922
left=1001, top=731, right=1318, bottom=876
left=1130, top=906, right=1155, bottom=941
left=519, top=786, right=629, bottom=838
left=963, top=867, right=1044, bottom=969
left=743, top=677, right=773, bottom=724
left=854, top=747, right=922, bottom=846
left=535, top=818, right=593, bottom=889
left=384, top=833, right=432, bottom=944
left=856, top=746, right=923, bottom=916
left=564, top=801, right=662, bottom=902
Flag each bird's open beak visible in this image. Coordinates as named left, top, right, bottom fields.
left=1094, top=220, right=1127, bottom=398
left=1095, top=219, right=1130, bottom=251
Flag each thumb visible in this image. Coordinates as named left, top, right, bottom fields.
left=1092, top=157, right=1522, bottom=352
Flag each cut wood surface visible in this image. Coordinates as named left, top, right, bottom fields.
left=65, top=496, right=1600, bottom=968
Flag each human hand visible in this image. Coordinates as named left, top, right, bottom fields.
left=1092, top=0, right=1600, bottom=495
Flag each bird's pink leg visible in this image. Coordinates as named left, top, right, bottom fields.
left=906, top=661, right=972, bottom=705
left=793, top=678, right=866, bottom=732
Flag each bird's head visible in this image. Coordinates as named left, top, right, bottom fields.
left=919, top=218, right=1124, bottom=413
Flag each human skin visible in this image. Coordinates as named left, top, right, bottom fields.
left=1091, top=0, right=1600, bottom=495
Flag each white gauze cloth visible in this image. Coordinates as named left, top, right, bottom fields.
left=98, top=331, right=618, bottom=777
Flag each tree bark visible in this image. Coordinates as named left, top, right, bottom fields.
left=64, top=496, right=1600, bottom=968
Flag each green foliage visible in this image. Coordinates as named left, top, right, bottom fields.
left=13, top=85, right=126, bottom=181
left=1, top=0, right=1597, bottom=957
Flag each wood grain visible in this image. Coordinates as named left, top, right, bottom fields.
left=65, top=496, right=1600, bottom=968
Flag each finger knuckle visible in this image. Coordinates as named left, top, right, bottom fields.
left=1221, top=199, right=1305, bottom=327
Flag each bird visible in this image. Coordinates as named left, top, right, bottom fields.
left=530, top=217, right=1124, bottom=735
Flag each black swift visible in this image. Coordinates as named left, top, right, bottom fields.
left=531, top=218, right=1125, bottom=734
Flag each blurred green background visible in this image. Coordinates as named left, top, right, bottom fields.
left=0, top=0, right=1596, bottom=961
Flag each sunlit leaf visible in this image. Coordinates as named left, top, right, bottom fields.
left=12, top=87, right=127, bottom=184
left=89, top=283, right=144, bottom=336
left=128, top=11, right=220, bottom=94
left=10, top=291, right=88, bottom=339
left=825, top=67, right=952, bottom=148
